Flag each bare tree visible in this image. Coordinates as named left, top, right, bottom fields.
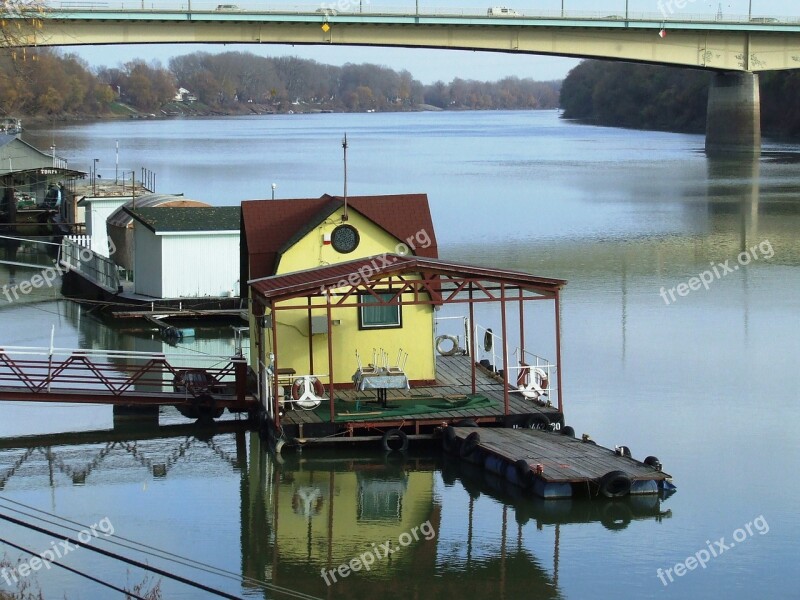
left=0, top=0, right=47, bottom=61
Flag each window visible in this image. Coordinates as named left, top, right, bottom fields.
left=359, top=292, right=402, bottom=329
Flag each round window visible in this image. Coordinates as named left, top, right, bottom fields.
left=331, top=224, right=360, bottom=254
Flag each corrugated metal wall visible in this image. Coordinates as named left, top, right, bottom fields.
left=160, top=233, right=240, bottom=298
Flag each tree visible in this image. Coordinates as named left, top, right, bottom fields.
left=0, top=1, right=47, bottom=59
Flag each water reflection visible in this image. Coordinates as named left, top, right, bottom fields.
left=243, top=434, right=673, bottom=600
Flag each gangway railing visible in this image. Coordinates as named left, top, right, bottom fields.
left=0, top=346, right=247, bottom=402
left=59, top=237, right=120, bottom=294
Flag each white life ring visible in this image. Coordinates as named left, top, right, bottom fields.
left=518, top=367, right=549, bottom=399
left=290, top=376, right=324, bottom=409
left=435, top=334, right=459, bottom=356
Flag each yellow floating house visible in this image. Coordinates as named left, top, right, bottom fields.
left=241, top=192, right=566, bottom=445
left=241, top=193, right=440, bottom=387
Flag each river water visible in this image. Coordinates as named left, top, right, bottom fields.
left=0, top=111, right=796, bottom=599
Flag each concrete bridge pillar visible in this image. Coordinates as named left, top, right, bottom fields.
left=705, top=71, right=761, bottom=157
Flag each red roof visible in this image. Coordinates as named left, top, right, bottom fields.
left=249, top=254, right=566, bottom=302
left=241, top=193, right=438, bottom=283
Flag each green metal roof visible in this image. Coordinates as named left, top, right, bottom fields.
left=124, top=206, right=240, bottom=233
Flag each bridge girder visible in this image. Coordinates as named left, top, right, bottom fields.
left=11, top=14, right=800, bottom=72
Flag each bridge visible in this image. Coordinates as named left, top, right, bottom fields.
left=9, top=2, right=800, bottom=153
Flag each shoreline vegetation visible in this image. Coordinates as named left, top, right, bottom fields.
left=0, top=48, right=560, bottom=124
left=560, top=59, right=800, bottom=140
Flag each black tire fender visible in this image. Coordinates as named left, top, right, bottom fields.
left=442, top=426, right=458, bottom=453
left=381, top=429, right=408, bottom=452
left=515, top=458, right=532, bottom=489
left=644, top=455, right=662, bottom=471
left=598, top=470, right=632, bottom=498
left=524, top=413, right=551, bottom=430
left=459, top=431, right=481, bottom=458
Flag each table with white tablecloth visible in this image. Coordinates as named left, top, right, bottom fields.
left=352, top=369, right=410, bottom=408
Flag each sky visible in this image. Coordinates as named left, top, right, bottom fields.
left=66, top=0, right=797, bottom=83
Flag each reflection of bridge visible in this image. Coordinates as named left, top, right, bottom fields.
left=0, top=421, right=248, bottom=489
left=9, top=4, right=800, bottom=153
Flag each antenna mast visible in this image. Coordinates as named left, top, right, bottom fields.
left=342, top=133, right=348, bottom=221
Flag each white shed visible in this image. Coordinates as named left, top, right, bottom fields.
left=124, top=206, right=240, bottom=299
left=78, top=195, right=132, bottom=257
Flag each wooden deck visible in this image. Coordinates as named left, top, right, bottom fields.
left=279, top=354, right=562, bottom=431
left=451, top=427, right=670, bottom=484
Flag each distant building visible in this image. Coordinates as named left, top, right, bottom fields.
left=173, top=87, right=197, bottom=102
left=0, top=135, right=84, bottom=224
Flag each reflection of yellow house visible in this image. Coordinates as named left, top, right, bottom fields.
left=272, top=466, right=435, bottom=567
left=241, top=194, right=439, bottom=386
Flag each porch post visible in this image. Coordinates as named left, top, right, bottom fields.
left=270, top=300, right=281, bottom=427
left=500, top=282, right=509, bottom=415
left=256, top=298, right=266, bottom=413
left=518, top=287, right=525, bottom=358
left=468, top=282, right=476, bottom=395
left=307, top=296, right=314, bottom=375
left=554, top=290, right=564, bottom=414
left=326, top=296, right=335, bottom=422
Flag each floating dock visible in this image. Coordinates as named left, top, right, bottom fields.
left=275, top=354, right=562, bottom=443
left=444, top=426, right=672, bottom=499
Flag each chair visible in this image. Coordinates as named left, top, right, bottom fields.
left=356, top=349, right=378, bottom=374
left=387, top=348, right=408, bottom=373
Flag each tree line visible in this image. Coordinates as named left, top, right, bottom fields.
left=560, top=59, right=800, bottom=139
left=0, top=48, right=560, bottom=118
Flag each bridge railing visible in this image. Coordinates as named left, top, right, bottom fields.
left=41, top=2, right=796, bottom=24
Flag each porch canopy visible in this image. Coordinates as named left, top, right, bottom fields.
left=249, top=254, right=567, bottom=425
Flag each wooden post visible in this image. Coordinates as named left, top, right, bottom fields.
left=234, top=358, right=246, bottom=403
left=468, top=283, right=476, bottom=395
left=326, top=297, right=335, bottom=422
left=500, top=282, right=509, bottom=415
left=554, top=290, right=564, bottom=414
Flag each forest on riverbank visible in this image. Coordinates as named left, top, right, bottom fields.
left=560, top=59, right=800, bottom=139
left=0, top=49, right=561, bottom=120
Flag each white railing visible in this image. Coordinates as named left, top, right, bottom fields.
left=66, top=234, right=91, bottom=248
left=433, top=315, right=471, bottom=356
left=262, top=354, right=328, bottom=415
left=471, top=320, right=558, bottom=405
